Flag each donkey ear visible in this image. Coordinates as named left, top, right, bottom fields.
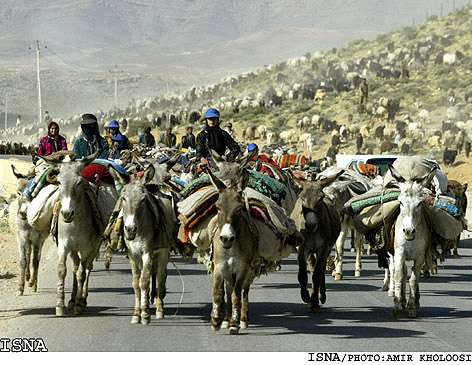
left=239, top=148, right=258, bottom=168
left=81, top=151, right=100, bottom=167
left=165, top=154, right=180, bottom=172
left=210, top=149, right=225, bottom=162
left=206, top=167, right=227, bottom=192
left=418, top=165, right=437, bottom=187
left=11, top=165, right=27, bottom=179
left=319, top=169, right=344, bottom=188
left=388, top=164, right=405, bottom=183
left=143, top=163, right=156, bottom=184
left=254, top=157, right=263, bottom=172
left=237, top=168, right=250, bottom=192
left=109, top=165, right=131, bottom=186
left=462, top=183, right=468, bottom=193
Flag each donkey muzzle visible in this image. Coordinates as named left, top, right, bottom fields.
left=219, top=223, right=235, bottom=249
left=61, top=209, right=74, bottom=223
left=124, top=224, right=137, bottom=240
left=403, top=228, right=416, bottom=241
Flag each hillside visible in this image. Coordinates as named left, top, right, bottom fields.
left=0, top=0, right=460, bottom=118
left=1, top=5, right=471, bottom=184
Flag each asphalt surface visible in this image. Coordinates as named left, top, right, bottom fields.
left=2, top=236, right=472, bottom=353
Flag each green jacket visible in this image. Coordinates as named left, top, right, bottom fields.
left=73, top=135, right=109, bottom=159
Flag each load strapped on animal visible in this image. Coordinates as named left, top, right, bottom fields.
left=343, top=156, right=464, bottom=318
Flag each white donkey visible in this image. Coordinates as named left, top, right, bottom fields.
left=388, top=164, right=436, bottom=318
left=44, top=152, right=118, bottom=316
left=10, top=165, right=57, bottom=295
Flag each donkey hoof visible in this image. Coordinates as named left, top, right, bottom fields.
left=350, top=247, right=355, bottom=252
left=381, top=284, right=388, bottom=291
left=453, top=254, right=459, bottom=259
left=67, top=300, right=75, bottom=310
left=301, top=290, right=311, bottom=303
left=311, top=305, right=321, bottom=314
left=229, top=326, right=240, bottom=335
left=408, top=309, right=417, bottom=318
left=28, top=280, right=34, bottom=287
left=392, top=308, right=402, bottom=318
left=141, top=316, right=151, bottom=325
left=211, top=324, right=221, bottom=331
left=240, top=321, right=248, bottom=329
left=155, top=311, right=164, bottom=320
left=73, top=305, right=84, bottom=315
left=56, top=306, right=65, bottom=317
left=354, top=270, right=361, bottom=277
left=131, top=315, right=141, bottom=324
left=334, top=273, right=343, bottom=280
left=221, top=320, right=229, bottom=329
left=17, top=290, right=24, bottom=296
left=388, top=290, right=394, bottom=297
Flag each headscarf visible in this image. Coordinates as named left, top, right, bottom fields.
left=48, top=121, right=60, bottom=136
left=204, top=118, right=226, bottom=155
left=144, top=125, right=153, bottom=147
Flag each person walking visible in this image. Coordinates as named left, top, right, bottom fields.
left=358, top=78, right=368, bottom=112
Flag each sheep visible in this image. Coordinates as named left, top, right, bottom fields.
left=279, top=129, right=297, bottom=143
left=255, top=125, right=267, bottom=139
left=428, top=135, right=443, bottom=149
left=314, top=89, right=327, bottom=102
left=443, top=53, right=457, bottom=65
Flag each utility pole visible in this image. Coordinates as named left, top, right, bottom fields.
left=4, top=93, right=7, bottom=130
left=29, top=41, right=43, bottom=125
left=441, top=3, right=443, bottom=18
left=108, top=65, right=123, bottom=108
left=453, top=0, right=456, bottom=12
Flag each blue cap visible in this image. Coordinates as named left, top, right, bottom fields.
left=205, top=108, right=220, bottom=119
left=109, top=120, right=119, bottom=128
left=248, top=143, right=258, bottom=152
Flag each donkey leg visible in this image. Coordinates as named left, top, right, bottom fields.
left=229, top=274, right=247, bottom=335
left=240, top=285, right=251, bottom=329
left=408, top=260, right=422, bottom=317
left=222, top=280, right=232, bottom=329
left=73, top=259, right=87, bottom=315
left=17, top=238, right=29, bottom=296
left=333, top=227, right=347, bottom=280
left=29, top=243, right=42, bottom=292
left=400, top=263, right=407, bottom=308
left=318, top=265, right=327, bottom=305
left=211, top=272, right=225, bottom=331
left=68, top=251, right=80, bottom=310
left=297, top=249, right=310, bottom=304
left=453, top=235, right=460, bottom=258
left=130, top=258, right=142, bottom=324
left=76, top=255, right=95, bottom=314
left=56, top=245, right=69, bottom=316
left=354, top=233, right=363, bottom=277
left=154, top=248, right=169, bottom=320
left=392, top=252, right=405, bottom=318
left=310, top=258, right=323, bottom=313
left=139, top=252, right=153, bottom=325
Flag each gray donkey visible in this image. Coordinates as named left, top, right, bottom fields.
left=109, top=163, right=176, bottom=325
left=43, top=152, right=118, bottom=316
left=291, top=171, right=343, bottom=313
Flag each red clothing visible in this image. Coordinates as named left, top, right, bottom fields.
left=38, top=135, right=68, bottom=156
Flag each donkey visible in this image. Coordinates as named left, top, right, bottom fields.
left=45, top=152, right=118, bottom=316
left=291, top=171, right=343, bottom=312
left=109, top=163, right=175, bottom=325
left=10, top=165, right=55, bottom=295
left=388, top=164, right=436, bottom=318
left=319, top=167, right=373, bottom=280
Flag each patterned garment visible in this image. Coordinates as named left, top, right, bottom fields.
left=274, top=154, right=307, bottom=169
left=72, top=136, right=109, bottom=159
left=37, top=135, right=68, bottom=156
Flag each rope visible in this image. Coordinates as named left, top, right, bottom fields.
left=168, top=256, right=185, bottom=318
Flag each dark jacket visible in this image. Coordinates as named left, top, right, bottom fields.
left=158, top=132, right=177, bottom=148
left=186, top=133, right=196, bottom=149
left=73, top=135, right=109, bottom=159
left=139, top=132, right=156, bottom=148
left=196, top=122, right=240, bottom=161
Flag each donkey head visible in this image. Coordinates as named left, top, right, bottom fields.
left=110, top=163, right=155, bottom=241
left=49, top=152, right=98, bottom=223
left=389, top=164, right=437, bottom=240
left=207, top=162, right=250, bottom=249
left=298, top=170, right=344, bottom=233
left=11, top=165, right=34, bottom=220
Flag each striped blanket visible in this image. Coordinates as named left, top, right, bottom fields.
left=274, top=154, right=307, bottom=169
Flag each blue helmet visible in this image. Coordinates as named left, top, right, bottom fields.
left=205, top=108, right=220, bottom=119
left=248, top=143, right=258, bottom=152
left=109, top=120, right=119, bottom=128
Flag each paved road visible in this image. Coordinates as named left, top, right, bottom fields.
left=2, top=238, right=472, bottom=352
